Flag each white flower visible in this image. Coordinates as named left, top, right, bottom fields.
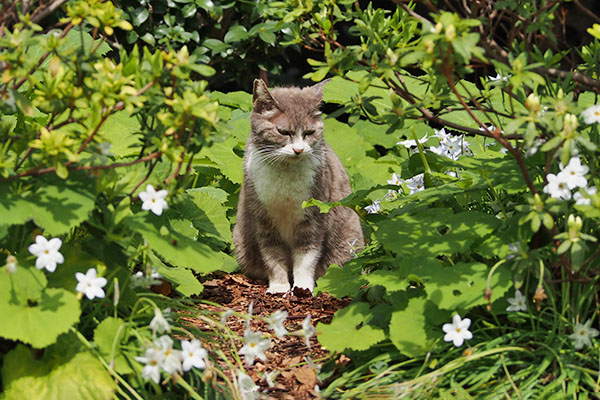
left=347, top=238, right=360, bottom=258
left=131, top=268, right=162, bottom=287
left=180, top=339, right=208, bottom=371
left=397, top=133, right=429, bottom=148
left=405, top=174, right=425, bottom=194
left=150, top=307, right=171, bottom=334
left=558, top=157, right=589, bottom=190
left=245, top=301, right=254, bottom=329
left=581, top=104, right=600, bottom=124
left=543, top=173, right=571, bottom=200
left=387, top=173, right=403, bottom=186
left=221, top=308, right=235, bottom=325
left=237, top=370, right=260, bottom=400
left=75, top=268, right=108, bottom=300
left=155, top=335, right=182, bottom=374
left=442, top=314, right=473, bottom=347
left=28, top=235, right=64, bottom=272
left=303, top=316, right=316, bottom=348
left=263, top=371, right=277, bottom=388
left=433, top=128, right=451, bottom=143
left=5, top=255, right=17, bottom=274
left=428, top=145, right=445, bottom=156
left=489, top=73, right=510, bottom=82
left=135, top=346, right=164, bottom=384
left=266, top=310, right=288, bottom=338
left=506, top=289, right=527, bottom=312
left=574, top=186, right=597, bottom=206
left=569, top=320, right=599, bottom=350
left=139, top=184, right=169, bottom=216
left=364, top=199, right=381, bottom=214
left=239, top=329, right=270, bottom=366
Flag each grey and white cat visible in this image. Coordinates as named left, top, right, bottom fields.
left=233, top=79, right=364, bottom=293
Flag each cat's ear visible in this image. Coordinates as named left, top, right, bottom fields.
left=253, top=79, right=279, bottom=113
left=310, top=78, right=331, bottom=99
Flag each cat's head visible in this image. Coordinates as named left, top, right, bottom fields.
left=250, top=79, right=329, bottom=162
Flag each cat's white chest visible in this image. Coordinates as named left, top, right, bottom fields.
left=247, top=148, right=317, bottom=245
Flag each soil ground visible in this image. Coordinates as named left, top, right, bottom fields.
left=181, top=272, right=351, bottom=399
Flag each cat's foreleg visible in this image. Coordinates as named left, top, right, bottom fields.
left=257, top=234, right=291, bottom=294
left=292, top=248, right=321, bottom=292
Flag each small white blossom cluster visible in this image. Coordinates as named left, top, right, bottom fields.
left=136, top=308, right=208, bottom=384
left=543, top=156, right=596, bottom=204
left=135, top=335, right=208, bottom=384
left=428, top=128, right=472, bottom=160
left=366, top=128, right=475, bottom=214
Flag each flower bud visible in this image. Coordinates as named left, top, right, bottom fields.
left=563, top=113, right=579, bottom=137
left=525, top=93, right=540, bottom=113
left=445, top=24, right=456, bottom=41
left=434, top=22, right=443, bottom=34
left=424, top=39, right=435, bottom=54
left=5, top=255, right=17, bottom=274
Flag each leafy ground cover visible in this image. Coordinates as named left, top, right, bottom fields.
left=1, top=1, right=600, bottom=399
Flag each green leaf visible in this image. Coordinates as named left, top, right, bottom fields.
left=0, top=267, right=81, bottom=348
left=317, top=302, right=386, bottom=352
left=124, top=214, right=236, bottom=274
left=132, top=7, right=150, bottom=26
left=0, top=175, right=95, bottom=235
left=178, top=188, right=232, bottom=243
left=211, top=90, right=253, bottom=112
left=99, top=111, right=142, bottom=157
left=315, top=263, right=367, bottom=298
left=94, top=317, right=133, bottom=374
left=148, top=252, right=204, bottom=296
left=2, top=335, right=116, bottom=400
left=402, top=259, right=511, bottom=310
left=389, top=297, right=431, bottom=357
left=376, top=209, right=500, bottom=258
left=224, top=25, right=249, bottom=43
left=198, top=137, right=244, bottom=184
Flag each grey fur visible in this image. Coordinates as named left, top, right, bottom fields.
left=233, top=79, right=364, bottom=292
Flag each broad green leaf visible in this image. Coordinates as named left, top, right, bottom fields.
left=400, top=259, right=511, bottom=310
left=315, top=263, right=367, bottom=298
left=178, top=188, right=232, bottom=243
left=0, top=176, right=95, bottom=235
left=389, top=297, right=431, bottom=357
left=0, top=267, right=81, bottom=348
left=198, top=137, right=244, bottom=184
left=364, top=269, right=407, bottom=292
left=124, top=214, right=236, bottom=274
left=324, top=118, right=369, bottom=169
left=2, top=335, right=116, bottom=400
left=98, top=110, right=142, bottom=157
left=376, top=209, right=500, bottom=257
left=149, top=252, right=204, bottom=296
left=211, top=91, right=253, bottom=112
left=317, top=302, right=386, bottom=352
left=94, top=317, right=133, bottom=374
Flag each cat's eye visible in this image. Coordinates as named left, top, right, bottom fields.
left=277, top=128, right=293, bottom=136
left=303, top=130, right=315, bottom=136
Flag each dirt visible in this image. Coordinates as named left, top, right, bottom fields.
left=181, top=272, right=351, bottom=399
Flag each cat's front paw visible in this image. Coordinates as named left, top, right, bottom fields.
left=266, top=282, right=291, bottom=294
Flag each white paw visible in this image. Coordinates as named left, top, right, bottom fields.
left=267, top=282, right=291, bottom=294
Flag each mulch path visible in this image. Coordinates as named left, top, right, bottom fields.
left=182, top=272, right=351, bottom=399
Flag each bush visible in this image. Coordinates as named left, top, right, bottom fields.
left=1, top=0, right=600, bottom=398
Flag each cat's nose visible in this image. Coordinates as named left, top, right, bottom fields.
left=293, top=147, right=304, bottom=154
